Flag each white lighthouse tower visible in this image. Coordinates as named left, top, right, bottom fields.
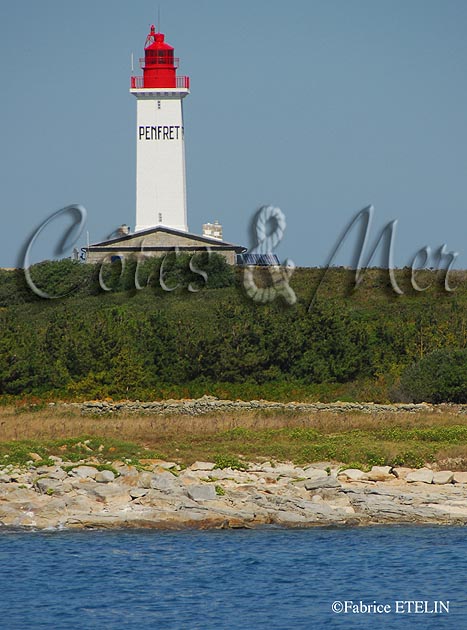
left=130, top=25, right=190, bottom=233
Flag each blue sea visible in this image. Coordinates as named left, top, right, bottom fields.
left=0, top=526, right=465, bottom=629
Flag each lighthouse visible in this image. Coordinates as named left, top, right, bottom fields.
left=84, top=24, right=246, bottom=265
left=130, top=25, right=190, bottom=233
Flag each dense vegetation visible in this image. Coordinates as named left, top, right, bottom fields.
left=2, top=257, right=467, bottom=402
left=399, top=349, right=467, bottom=404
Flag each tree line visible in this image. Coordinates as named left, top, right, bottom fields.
left=1, top=259, right=467, bottom=402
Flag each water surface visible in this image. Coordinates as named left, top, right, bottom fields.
left=0, top=526, right=464, bottom=629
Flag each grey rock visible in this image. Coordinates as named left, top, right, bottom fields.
left=35, top=465, right=58, bottom=475
left=304, top=476, right=341, bottom=491
left=70, top=479, right=96, bottom=491
left=189, top=461, right=216, bottom=471
left=69, top=466, right=99, bottom=480
left=273, top=464, right=301, bottom=476
left=318, top=488, right=342, bottom=500
left=112, top=464, right=138, bottom=477
left=392, top=467, right=413, bottom=480
left=138, top=490, right=184, bottom=509
left=272, top=510, right=307, bottom=525
left=88, top=484, right=131, bottom=504
left=366, top=466, right=394, bottom=482
left=150, top=472, right=180, bottom=492
left=35, top=478, right=68, bottom=495
left=432, top=471, right=454, bottom=485
left=65, top=495, right=97, bottom=513
left=153, top=461, right=178, bottom=470
left=339, top=469, right=368, bottom=482
left=138, top=472, right=154, bottom=489
left=95, top=470, right=115, bottom=483
left=129, top=488, right=149, bottom=499
left=453, top=472, right=467, bottom=484
left=302, top=468, right=329, bottom=481
left=187, top=485, right=217, bottom=502
left=406, top=468, right=434, bottom=484
left=44, top=468, right=68, bottom=481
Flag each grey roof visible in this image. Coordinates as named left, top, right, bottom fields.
left=88, top=225, right=246, bottom=252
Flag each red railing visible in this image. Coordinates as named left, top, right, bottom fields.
left=130, top=76, right=190, bottom=89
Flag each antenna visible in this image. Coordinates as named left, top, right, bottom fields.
left=158, top=5, right=161, bottom=33
left=131, top=52, right=134, bottom=74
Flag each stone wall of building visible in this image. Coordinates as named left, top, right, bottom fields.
left=86, top=248, right=236, bottom=265
left=85, top=230, right=239, bottom=265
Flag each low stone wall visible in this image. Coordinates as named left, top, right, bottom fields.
left=52, top=397, right=455, bottom=416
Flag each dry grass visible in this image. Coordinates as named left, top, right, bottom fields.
left=3, top=406, right=467, bottom=443
left=2, top=405, right=467, bottom=469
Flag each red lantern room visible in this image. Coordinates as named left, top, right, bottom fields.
left=131, top=25, right=190, bottom=90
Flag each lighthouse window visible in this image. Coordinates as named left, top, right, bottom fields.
left=146, top=50, right=172, bottom=65
left=157, top=101, right=161, bottom=109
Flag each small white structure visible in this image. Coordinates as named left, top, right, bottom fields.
left=202, top=221, right=223, bottom=241
left=130, top=25, right=190, bottom=233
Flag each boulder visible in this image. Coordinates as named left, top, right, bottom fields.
left=339, top=469, right=368, bottom=482
left=273, top=464, right=301, bottom=476
left=43, top=468, right=68, bottom=481
left=88, top=484, right=131, bottom=504
left=69, top=466, right=99, bottom=480
left=304, top=476, right=341, bottom=491
left=35, top=478, right=72, bottom=495
left=137, top=472, right=154, bottom=489
left=115, top=472, right=141, bottom=487
left=150, top=472, right=180, bottom=492
left=95, top=470, right=115, bottom=483
left=453, top=472, right=467, bottom=484
left=366, top=466, right=394, bottom=482
left=65, top=494, right=97, bottom=514
left=406, top=468, right=434, bottom=484
left=189, top=462, right=216, bottom=472
left=111, top=464, right=138, bottom=478
left=392, top=467, right=413, bottom=480
left=35, top=465, right=58, bottom=475
left=139, top=459, right=177, bottom=470
left=302, top=468, right=329, bottom=481
left=187, top=485, right=217, bottom=501
left=432, top=471, right=454, bottom=485
left=272, top=511, right=307, bottom=525
left=138, top=490, right=185, bottom=509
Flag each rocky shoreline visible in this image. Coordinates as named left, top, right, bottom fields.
left=1, top=456, right=467, bottom=530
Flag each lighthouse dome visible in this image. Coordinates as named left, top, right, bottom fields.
left=140, top=26, right=179, bottom=88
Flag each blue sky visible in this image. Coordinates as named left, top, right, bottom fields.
left=1, top=0, right=466, bottom=267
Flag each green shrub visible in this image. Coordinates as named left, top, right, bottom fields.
left=214, top=455, right=247, bottom=470
left=400, top=349, right=467, bottom=403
